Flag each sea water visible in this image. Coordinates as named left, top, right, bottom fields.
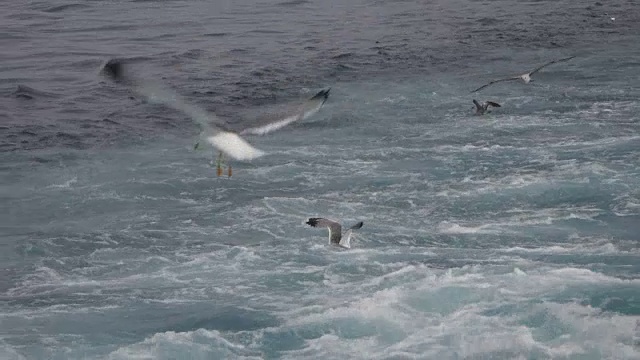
left=1, top=0, right=639, bottom=359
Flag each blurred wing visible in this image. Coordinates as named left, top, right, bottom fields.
left=471, top=77, right=519, bottom=93
left=101, top=59, right=264, bottom=161
left=472, top=99, right=483, bottom=111
left=306, top=217, right=342, bottom=245
left=529, top=55, right=576, bottom=75
left=486, top=101, right=501, bottom=108
left=300, top=88, right=331, bottom=120
left=239, top=88, right=330, bottom=136
left=239, top=113, right=302, bottom=136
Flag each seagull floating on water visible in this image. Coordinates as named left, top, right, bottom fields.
left=473, top=99, right=501, bottom=115
left=305, top=218, right=364, bottom=249
left=101, top=59, right=330, bottom=177
left=471, top=56, right=576, bottom=93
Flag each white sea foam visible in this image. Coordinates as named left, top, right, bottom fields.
left=0, top=342, right=28, bottom=360
left=107, top=329, right=262, bottom=360
left=4, top=42, right=640, bottom=360
left=47, top=176, right=78, bottom=189
left=436, top=221, right=501, bottom=234
left=273, top=264, right=640, bottom=359
left=500, top=242, right=624, bottom=255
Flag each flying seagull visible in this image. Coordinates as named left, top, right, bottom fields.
left=101, top=59, right=330, bottom=176
left=305, top=218, right=364, bottom=249
left=473, top=99, right=501, bottom=115
left=471, top=56, right=576, bottom=93
left=210, top=87, right=330, bottom=176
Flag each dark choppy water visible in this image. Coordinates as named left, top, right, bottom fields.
left=2, top=0, right=640, bottom=359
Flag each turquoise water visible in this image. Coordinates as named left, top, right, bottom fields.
left=1, top=0, right=639, bottom=359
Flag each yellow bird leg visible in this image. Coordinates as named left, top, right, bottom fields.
left=215, top=151, right=224, bottom=177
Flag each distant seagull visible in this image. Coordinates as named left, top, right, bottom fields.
left=473, top=99, right=501, bottom=115
left=101, top=59, right=330, bottom=177
left=305, top=218, right=364, bottom=249
left=471, top=56, right=576, bottom=93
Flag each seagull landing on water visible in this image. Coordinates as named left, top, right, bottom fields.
left=471, top=55, right=576, bottom=93
left=101, top=59, right=330, bottom=177
left=305, top=218, right=364, bottom=249
left=473, top=99, right=501, bottom=115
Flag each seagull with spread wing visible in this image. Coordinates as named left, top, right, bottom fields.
left=473, top=99, right=501, bottom=115
left=197, top=87, right=330, bottom=176
left=305, top=218, right=364, bottom=249
left=101, top=59, right=330, bottom=177
left=471, top=56, right=576, bottom=93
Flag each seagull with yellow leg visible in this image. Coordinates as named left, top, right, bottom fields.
left=102, top=59, right=330, bottom=177
left=193, top=86, right=331, bottom=176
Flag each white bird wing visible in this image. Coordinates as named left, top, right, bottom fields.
left=471, top=76, right=521, bottom=93
left=529, top=55, right=576, bottom=75
left=101, top=59, right=264, bottom=161
left=239, top=113, right=302, bottom=136
left=339, top=221, right=363, bottom=249
left=339, top=230, right=354, bottom=249
left=239, top=88, right=330, bottom=136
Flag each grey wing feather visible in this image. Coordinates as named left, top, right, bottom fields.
left=471, top=76, right=520, bottom=93
left=306, top=217, right=342, bottom=244
left=486, top=101, right=501, bottom=108
left=472, top=99, right=483, bottom=111
left=101, top=59, right=226, bottom=133
left=239, top=88, right=330, bottom=136
left=529, top=55, right=576, bottom=75
left=101, top=59, right=263, bottom=161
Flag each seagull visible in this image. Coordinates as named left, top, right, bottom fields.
left=471, top=55, right=576, bottom=93
left=101, top=59, right=330, bottom=177
left=198, top=87, right=330, bottom=176
left=305, top=218, right=364, bottom=249
left=473, top=99, right=501, bottom=115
